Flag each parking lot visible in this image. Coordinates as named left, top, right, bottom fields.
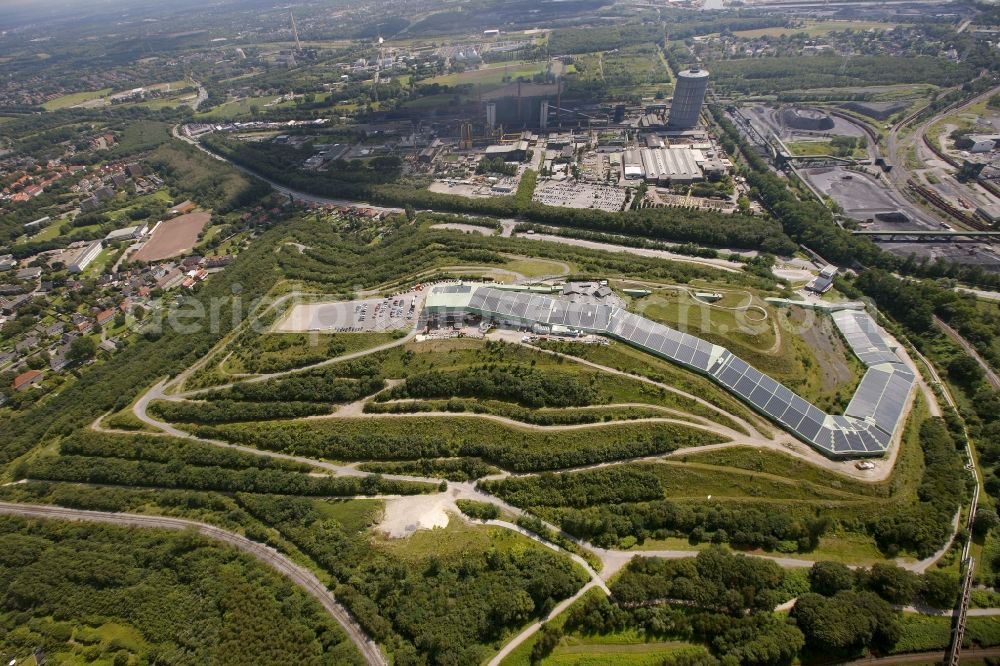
left=532, top=181, right=627, bottom=212
left=275, top=289, right=426, bottom=333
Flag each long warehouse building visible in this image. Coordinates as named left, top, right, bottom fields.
left=424, top=284, right=915, bottom=458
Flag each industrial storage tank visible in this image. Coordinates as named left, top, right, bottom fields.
left=780, top=107, right=835, bottom=131
left=667, top=68, right=710, bottom=130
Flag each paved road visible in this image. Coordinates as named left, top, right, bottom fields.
left=0, top=501, right=387, bottom=666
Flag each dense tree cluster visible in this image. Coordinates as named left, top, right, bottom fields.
left=20, top=452, right=433, bottom=497
left=0, top=516, right=364, bottom=665
left=709, top=55, right=973, bottom=94
left=792, top=591, right=899, bottom=657
left=207, top=374, right=385, bottom=404
left=481, top=466, right=665, bottom=508
left=611, top=548, right=787, bottom=613
left=151, top=398, right=331, bottom=423
left=809, top=560, right=958, bottom=609
left=455, top=499, right=502, bottom=520
left=868, top=418, right=965, bottom=558
left=364, top=398, right=662, bottom=426
left=359, top=458, right=499, bottom=482
left=57, top=431, right=309, bottom=472
left=198, top=418, right=722, bottom=472
left=565, top=581, right=803, bottom=665
left=483, top=465, right=831, bottom=551
left=381, top=365, right=597, bottom=408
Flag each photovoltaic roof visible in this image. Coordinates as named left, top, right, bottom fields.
left=446, top=285, right=915, bottom=458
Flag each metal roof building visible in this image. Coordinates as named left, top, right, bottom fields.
left=423, top=284, right=915, bottom=458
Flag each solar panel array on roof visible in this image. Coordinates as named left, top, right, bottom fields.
left=458, top=287, right=915, bottom=458
left=436, top=284, right=474, bottom=294
left=832, top=310, right=901, bottom=366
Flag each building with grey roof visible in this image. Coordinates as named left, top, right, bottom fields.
left=423, top=283, right=915, bottom=458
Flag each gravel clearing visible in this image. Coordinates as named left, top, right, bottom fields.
left=377, top=494, right=451, bottom=538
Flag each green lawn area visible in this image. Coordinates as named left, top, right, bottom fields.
left=24, top=220, right=67, bottom=243
left=503, top=257, right=569, bottom=278
left=83, top=247, right=116, bottom=277
left=785, top=140, right=867, bottom=158
left=314, top=498, right=383, bottom=534
left=42, top=88, right=112, bottom=110
left=195, top=95, right=282, bottom=120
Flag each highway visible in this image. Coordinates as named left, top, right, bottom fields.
left=0, top=501, right=388, bottom=666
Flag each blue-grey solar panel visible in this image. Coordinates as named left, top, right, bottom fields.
left=620, top=316, right=640, bottom=339
left=510, top=298, right=529, bottom=319
left=734, top=375, right=758, bottom=397
left=469, top=289, right=488, bottom=308
left=800, top=417, right=824, bottom=442
left=676, top=344, right=696, bottom=365
left=691, top=350, right=711, bottom=371
left=757, top=375, right=780, bottom=395
left=763, top=396, right=787, bottom=420
left=750, top=384, right=773, bottom=408
left=719, top=366, right=742, bottom=388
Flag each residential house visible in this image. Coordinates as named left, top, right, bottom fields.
left=95, top=308, right=115, bottom=326
left=13, top=369, right=42, bottom=391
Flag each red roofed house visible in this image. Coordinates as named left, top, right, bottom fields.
left=96, top=308, right=115, bottom=326
left=13, top=369, right=42, bottom=391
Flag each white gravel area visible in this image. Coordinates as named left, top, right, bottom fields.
left=377, top=494, right=451, bottom=538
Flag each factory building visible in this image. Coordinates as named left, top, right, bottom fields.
left=483, top=141, right=529, bottom=162
left=668, top=68, right=709, bottom=131
left=623, top=147, right=721, bottom=185
left=68, top=241, right=103, bottom=274
left=480, top=81, right=561, bottom=129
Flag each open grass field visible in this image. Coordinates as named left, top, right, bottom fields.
left=42, top=88, right=112, bottom=110
left=422, top=60, right=555, bottom=93
left=731, top=20, right=901, bottom=39
left=132, top=211, right=210, bottom=262
left=220, top=331, right=402, bottom=374
left=195, top=95, right=282, bottom=120
left=503, top=257, right=571, bottom=278
left=785, top=140, right=867, bottom=158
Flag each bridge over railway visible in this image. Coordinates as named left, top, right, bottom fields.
left=851, top=230, right=1000, bottom=242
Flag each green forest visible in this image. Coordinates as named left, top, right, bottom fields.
left=0, top=516, right=365, bottom=665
